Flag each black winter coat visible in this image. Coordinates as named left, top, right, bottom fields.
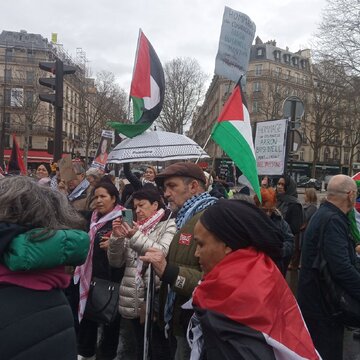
left=298, top=201, right=360, bottom=319
left=0, top=285, right=77, bottom=360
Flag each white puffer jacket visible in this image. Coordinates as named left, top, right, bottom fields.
left=108, top=215, right=176, bottom=319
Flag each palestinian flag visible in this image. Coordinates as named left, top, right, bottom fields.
left=211, top=80, right=261, bottom=199
left=6, top=134, right=26, bottom=175
left=192, top=248, right=320, bottom=359
left=110, top=29, right=165, bottom=138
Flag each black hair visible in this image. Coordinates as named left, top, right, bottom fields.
left=94, top=181, right=120, bottom=204
left=37, top=163, right=51, bottom=175
left=132, top=187, right=165, bottom=210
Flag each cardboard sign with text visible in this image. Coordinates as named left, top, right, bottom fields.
left=58, top=155, right=77, bottom=182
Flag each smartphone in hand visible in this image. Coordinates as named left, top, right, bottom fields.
left=122, top=209, right=134, bottom=227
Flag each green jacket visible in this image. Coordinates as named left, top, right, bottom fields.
left=2, top=229, right=89, bottom=271
left=159, top=211, right=204, bottom=337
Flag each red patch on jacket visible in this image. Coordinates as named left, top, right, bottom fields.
left=179, top=233, right=192, bottom=245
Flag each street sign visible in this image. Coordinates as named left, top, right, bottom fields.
left=283, top=96, right=304, bottom=129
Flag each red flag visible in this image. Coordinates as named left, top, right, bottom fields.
left=6, top=134, right=26, bottom=175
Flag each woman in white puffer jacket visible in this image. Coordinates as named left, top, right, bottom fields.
left=108, top=186, right=176, bottom=359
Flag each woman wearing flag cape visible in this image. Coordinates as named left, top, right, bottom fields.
left=188, top=199, right=321, bottom=360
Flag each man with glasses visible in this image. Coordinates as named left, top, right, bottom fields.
left=298, top=174, right=360, bottom=360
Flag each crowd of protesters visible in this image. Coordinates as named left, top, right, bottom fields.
left=1, top=159, right=360, bottom=360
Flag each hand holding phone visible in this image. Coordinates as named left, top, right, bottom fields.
left=122, top=209, right=134, bottom=228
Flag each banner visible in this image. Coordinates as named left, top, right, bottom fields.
left=91, top=130, right=114, bottom=171
left=255, top=119, right=287, bottom=176
left=215, top=6, right=256, bottom=82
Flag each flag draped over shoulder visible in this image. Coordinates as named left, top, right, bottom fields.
left=6, top=134, right=26, bottom=175
left=110, top=29, right=165, bottom=138
left=193, top=248, right=320, bottom=360
left=211, top=81, right=260, bottom=199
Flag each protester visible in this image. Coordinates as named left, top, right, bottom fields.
left=254, top=187, right=294, bottom=276
left=108, top=187, right=176, bottom=360
left=58, top=163, right=93, bottom=211
left=276, top=175, right=303, bottom=271
left=0, top=176, right=89, bottom=360
left=35, top=163, right=51, bottom=183
left=188, top=199, right=320, bottom=359
left=261, top=175, right=270, bottom=188
left=140, top=162, right=217, bottom=359
left=142, top=165, right=157, bottom=186
left=298, top=174, right=360, bottom=360
left=74, top=181, right=125, bottom=360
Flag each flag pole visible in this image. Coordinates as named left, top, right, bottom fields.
left=195, top=133, right=211, bottom=164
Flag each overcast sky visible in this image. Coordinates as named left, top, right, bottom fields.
left=3, top=0, right=327, bottom=91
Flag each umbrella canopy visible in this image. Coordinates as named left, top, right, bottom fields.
left=107, top=131, right=209, bottom=164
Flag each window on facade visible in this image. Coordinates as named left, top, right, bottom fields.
left=324, top=147, right=330, bottom=162
left=257, top=48, right=264, bottom=56
left=4, top=113, right=10, bottom=129
left=344, top=151, right=349, bottom=163
left=283, top=54, right=290, bottom=63
left=25, top=90, right=33, bottom=107
left=292, top=57, right=299, bottom=66
left=26, top=71, right=34, bottom=85
left=253, top=82, right=261, bottom=92
left=300, top=151, right=304, bottom=161
left=5, top=48, right=13, bottom=62
left=252, top=101, right=259, bottom=113
left=255, top=64, right=262, bottom=76
left=274, top=50, right=281, bottom=61
left=27, top=49, right=34, bottom=63
left=357, top=149, right=360, bottom=162
left=4, top=89, right=11, bottom=106
left=4, top=69, right=12, bottom=82
left=333, top=148, right=339, bottom=161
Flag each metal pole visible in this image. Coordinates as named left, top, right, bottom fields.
left=0, top=48, right=8, bottom=168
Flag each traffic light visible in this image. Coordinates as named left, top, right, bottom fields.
left=39, top=59, right=76, bottom=161
left=39, top=59, right=76, bottom=108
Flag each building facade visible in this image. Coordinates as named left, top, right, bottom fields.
left=0, top=30, right=98, bottom=168
left=189, top=37, right=352, bottom=179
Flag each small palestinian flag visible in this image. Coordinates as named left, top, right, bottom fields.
left=211, top=79, right=261, bottom=199
left=192, top=248, right=321, bottom=359
left=110, top=29, right=165, bottom=138
left=6, top=134, right=26, bottom=175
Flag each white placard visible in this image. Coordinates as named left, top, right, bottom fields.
left=255, top=119, right=287, bottom=175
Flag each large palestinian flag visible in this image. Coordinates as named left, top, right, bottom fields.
left=192, top=248, right=320, bottom=359
left=211, top=81, right=260, bottom=199
left=110, top=30, right=165, bottom=138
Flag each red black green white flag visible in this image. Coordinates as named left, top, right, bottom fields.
left=6, top=134, right=26, bottom=175
left=192, top=248, right=320, bottom=359
left=211, top=80, right=261, bottom=199
left=110, top=30, right=165, bottom=138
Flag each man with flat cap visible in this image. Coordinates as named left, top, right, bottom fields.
left=140, top=162, right=217, bottom=359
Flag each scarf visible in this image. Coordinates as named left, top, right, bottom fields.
left=73, top=204, right=124, bottom=322
left=164, top=193, right=216, bottom=336
left=0, top=263, right=70, bottom=290
left=68, top=178, right=90, bottom=202
left=175, top=192, right=217, bottom=230
left=135, top=208, right=165, bottom=289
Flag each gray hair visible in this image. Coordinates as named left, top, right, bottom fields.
left=0, top=176, right=86, bottom=230
left=327, top=174, right=356, bottom=197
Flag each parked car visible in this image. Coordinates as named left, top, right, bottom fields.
left=304, top=178, right=322, bottom=190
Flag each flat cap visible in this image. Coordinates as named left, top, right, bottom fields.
left=155, top=162, right=206, bottom=186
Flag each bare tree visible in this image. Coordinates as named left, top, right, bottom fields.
left=315, top=0, right=360, bottom=75
left=78, top=71, right=127, bottom=164
left=157, top=57, right=207, bottom=134
left=302, top=61, right=347, bottom=177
